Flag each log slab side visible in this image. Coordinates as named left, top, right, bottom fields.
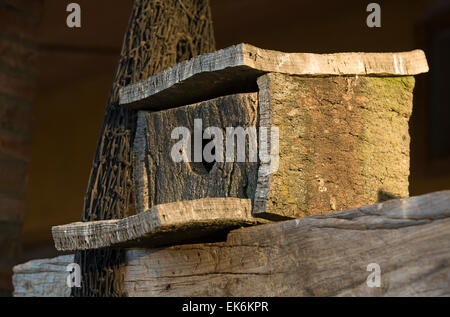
left=254, top=74, right=414, bottom=218
left=123, top=190, right=450, bottom=297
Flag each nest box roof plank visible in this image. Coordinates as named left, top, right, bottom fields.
left=119, top=43, right=429, bottom=110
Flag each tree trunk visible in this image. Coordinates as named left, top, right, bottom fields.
left=74, top=0, right=215, bottom=296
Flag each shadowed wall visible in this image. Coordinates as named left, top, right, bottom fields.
left=0, top=0, right=42, bottom=297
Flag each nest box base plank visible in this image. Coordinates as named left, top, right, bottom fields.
left=132, top=73, right=415, bottom=220
left=119, top=44, right=428, bottom=110
left=52, top=198, right=259, bottom=251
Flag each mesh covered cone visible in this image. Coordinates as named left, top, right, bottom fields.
left=73, top=0, right=215, bottom=297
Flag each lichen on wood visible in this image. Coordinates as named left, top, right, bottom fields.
left=254, top=73, right=414, bottom=218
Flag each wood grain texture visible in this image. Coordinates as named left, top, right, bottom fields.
left=254, top=73, right=414, bottom=218
left=119, top=43, right=429, bottom=109
left=53, top=198, right=259, bottom=251
left=14, top=191, right=450, bottom=297
left=12, top=255, right=74, bottom=297
left=134, top=93, right=259, bottom=213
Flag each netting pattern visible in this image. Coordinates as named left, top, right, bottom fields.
left=72, top=0, right=215, bottom=296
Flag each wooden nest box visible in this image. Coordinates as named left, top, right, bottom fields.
left=52, top=44, right=429, bottom=251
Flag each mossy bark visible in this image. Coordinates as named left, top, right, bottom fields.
left=257, top=73, right=414, bottom=218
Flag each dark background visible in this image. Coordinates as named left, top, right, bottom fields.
left=1, top=0, right=449, bottom=295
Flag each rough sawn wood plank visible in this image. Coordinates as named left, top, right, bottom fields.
left=52, top=198, right=258, bottom=251
left=119, top=43, right=429, bottom=109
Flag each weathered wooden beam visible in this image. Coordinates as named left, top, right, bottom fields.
left=12, top=255, right=74, bottom=297
left=17, top=191, right=450, bottom=297
left=52, top=198, right=259, bottom=251
left=119, top=44, right=428, bottom=109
